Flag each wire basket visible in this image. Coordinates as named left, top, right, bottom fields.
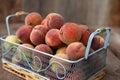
left=0, top=11, right=111, bottom=80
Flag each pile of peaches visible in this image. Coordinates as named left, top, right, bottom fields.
left=4, top=12, right=105, bottom=79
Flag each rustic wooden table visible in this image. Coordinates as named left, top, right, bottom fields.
left=0, top=23, right=120, bottom=80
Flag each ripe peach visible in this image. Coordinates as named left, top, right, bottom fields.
left=32, top=44, right=53, bottom=68
left=49, top=53, right=71, bottom=74
left=33, top=25, right=49, bottom=35
left=65, top=70, right=84, bottom=80
left=91, top=35, right=104, bottom=50
left=59, top=23, right=82, bottom=45
left=45, top=68, right=63, bottom=80
left=30, top=25, right=45, bottom=45
left=16, top=25, right=32, bottom=43
left=45, top=29, right=63, bottom=48
left=56, top=46, right=67, bottom=54
left=41, top=19, right=48, bottom=27
left=4, top=35, right=21, bottom=51
left=79, top=25, right=91, bottom=46
left=33, top=44, right=53, bottom=55
left=12, top=54, right=21, bottom=65
left=42, top=13, right=64, bottom=29
left=25, top=12, right=43, bottom=27
left=66, top=42, right=86, bottom=60
left=16, top=43, right=34, bottom=62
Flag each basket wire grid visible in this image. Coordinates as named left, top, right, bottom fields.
left=0, top=11, right=111, bottom=80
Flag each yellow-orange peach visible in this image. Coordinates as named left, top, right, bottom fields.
left=49, top=53, right=71, bottom=74
left=4, top=35, right=21, bottom=51
left=56, top=46, right=67, bottom=54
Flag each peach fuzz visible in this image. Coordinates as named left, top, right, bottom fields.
left=30, top=25, right=46, bottom=45
left=32, top=44, right=53, bottom=68
left=16, top=43, right=34, bottom=62
left=16, top=25, right=32, bottom=43
left=42, top=13, right=64, bottom=29
left=59, top=22, right=82, bottom=45
left=79, top=25, right=91, bottom=46
left=66, top=42, right=86, bottom=60
left=25, top=12, right=43, bottom=27
left=91, top=35, right=104, bottom=50
left=45, top=29, right=63, bottom=48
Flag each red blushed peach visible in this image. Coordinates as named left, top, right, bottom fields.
left=17, top=43, right=34, bottom=62
left=59, top=23, right=82, bottom=45
left=25, top=12, right=43, bottom=27
left=45, top=29, right=63, bottom=48
left=91, top=35, right=104, bottom=50
left=45, top=68, right=64, bottom=80
left=49, top=53, right=71, bottom=75
left=32, top=44, right=53, bottom=68
left=16, top=25, right=32, bottom=43
left=33, top=44, right=53, bottom=55
left=41, top=19, right=48, bottom=27
left=30, top=26, right=45, bottom=45
left=42, top=13, right=64, bottom=29
left=33, top=25, right=49, bottom=35
left=79, top=25, right=92, bottom=46
left=65, top=70, right=84, bottom=80
left=66, top=42, right=86, bottom=60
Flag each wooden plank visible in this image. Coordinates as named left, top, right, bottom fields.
left=2, top=59, right=47, bottom=80
left=2, top=59, right=105, bottom=80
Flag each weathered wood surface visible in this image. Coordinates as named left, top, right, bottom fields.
left=0, top=24, right=120, bottom=80
left=22, top=0, right=110, bottom=27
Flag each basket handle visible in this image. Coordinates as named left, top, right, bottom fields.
left=84, top=27, right=111, bottom=60
left=6, top=11, right=29, bottom=35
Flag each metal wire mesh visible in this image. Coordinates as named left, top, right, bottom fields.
left=0, top=37, right=107, bottom=80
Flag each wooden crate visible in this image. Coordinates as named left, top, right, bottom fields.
left=2, top=58, right=105, bottom=80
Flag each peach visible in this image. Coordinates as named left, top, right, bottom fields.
left=65, top=70, right=84, bottom=80
left=16, top=43, right=34, bottom=62
left=32, top=44, right=53, bottom=68
left=49, top=53, right=71, bottom=74
left=91, top=35, right=104, bottom=50
left=12, top=54, right=21, bottom=65
left=42, top=13, right=64, bottom=29
left=66, top=42, right=86, bottom=60
left=30, top=25, right=46, bottom=45
left=25, top=12, right=43, bottom=27
left=59, top=23, right=82, bottom=45
left=79, top=25, right=91, bottom=46
left=45, top=29, right=63, bottom=48
left=45, top=68, right=63, bottom=80
left=12, top=53, right=27, bottom=67
left=33, top=25, right=49, bottom=35
left=4, top=35, right=21, bottom=51
left=56, top=46, right=67, bottom=54
left=41, top=19, right=48, bottom=28
left=16, top=25, right=32, bottom=43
